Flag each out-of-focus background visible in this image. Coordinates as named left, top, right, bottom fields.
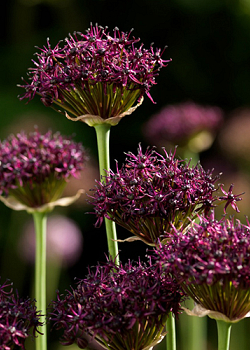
left=1, top=0, right=250, bottom=349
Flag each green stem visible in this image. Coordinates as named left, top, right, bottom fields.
left=32, top=211, right=47, bottom=350
left=216, top=320, right=232, bottom=350
left=179, top=298, right=207, bottom=350
left=181, top=150, right=208, bottom=350
left=166, top=313, right=176, bottom=350
left=94, top=124, right=119, bottom=262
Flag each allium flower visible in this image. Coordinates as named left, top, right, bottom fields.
left=18, top=23, right=170, bottom=126
left=0, top=127, right=88, bottom=212
left=89, top=144, right=242, bottom=245
left=49, top=258, right=184, bottom=350
left=143, top=101, right=223, bottom=153
left=155, top=212, right=250, bottom=323
left=0, top=279, right=42, bottom=349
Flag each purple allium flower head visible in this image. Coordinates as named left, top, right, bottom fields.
left=143, top=101, right=224, bottom=152
left=88, top=144, right=242, bottom=245
left=0, top=279, right=42, bottom=349
left=18, top=24, right=171, bottom=126
left=49, top=257, right=184, bottom=350
left=0, top=127, right=88, bottom=209
left=155, top=212, right=250, bottom=322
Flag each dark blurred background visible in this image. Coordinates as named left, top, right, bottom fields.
left=1, top=0, right=250, bottom=349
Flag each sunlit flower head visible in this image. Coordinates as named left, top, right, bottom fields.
left=0, top=127, right=88, bottom=211
left=89, top=144, right=242, bottom=245
left=18, top=23, right=171, bottom=126
left=0, top=279, right=42, bottom=349
left=155, top=213, right=250, bottom=322
left=49, top=257, right=184, bottom=350
left=143, top=101, right=224, bottom=153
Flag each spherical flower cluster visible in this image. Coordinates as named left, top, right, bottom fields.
left=155, top=213, right=250, bottom=322
left=0, top=128, right=88, bottom=209
left=49, top=258, right=184, bottom=350
left=89, top=144, right=242, bottom=245
left=19, top=24, right=170, bottom=126
left=143, top=101, right=223, bottom=152
left=0, top=279, right=42, bottom=349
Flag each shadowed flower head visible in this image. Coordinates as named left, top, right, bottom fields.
left=19, top=23, right=171, bottom=126
left=143, top=101, right=224, bottom=153
left=49, top=257, right=184, bottom=350
left=0, top=279, right=42, bottom=349
left=89, top=144, right=242, bottom=245
left=155, top=213, right=250, bottom=322
left=0, top=127, right=88, bottom=211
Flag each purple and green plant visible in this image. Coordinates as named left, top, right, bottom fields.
left=0, top=128, right=87, bottom=208
left=89, top=144, right=243, bottom=350
left=0, top=128, right=87, bottom=350
left=19, top=24, right=169, bottom=122
left=89, top=144, right=242, bottom=246
left=15, top=21, right=248, bottom=350
left=155, top=212, right=250, bottom=350
left=49, top=257, right=185, bottom=350
left=18, top=23, right=171, bottom=262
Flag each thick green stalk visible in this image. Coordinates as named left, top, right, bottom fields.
left=216, top=320, right=232, bottom=350
left=180, top=149, right=207, bottom=350
left=187, top=314, right=207, bottom=350
left=179, top=298, right=207, bottom=350
left=94, top=124, right=119, bottom=262
left=166, top=314, right=176, bottom=350
left=32, top=211, right=47, bottom=350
